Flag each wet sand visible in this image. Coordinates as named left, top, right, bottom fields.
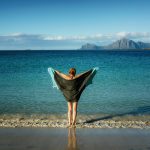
left=0, top=128, right=150, bottom=150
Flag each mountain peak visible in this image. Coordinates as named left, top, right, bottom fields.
left=80, top=43, right=100, bottom=50
left=80, top=38, right=150, bottom=50
left=105, top=38, right=140, bottom=49
left=119, top=37, right=129, bottom=41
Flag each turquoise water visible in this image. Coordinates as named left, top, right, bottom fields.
left=0, top=50, right=150, bottom=116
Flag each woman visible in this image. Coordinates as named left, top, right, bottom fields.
left=48, top=67, right=98, bottom=128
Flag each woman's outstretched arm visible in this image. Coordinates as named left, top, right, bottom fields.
left=75, top=69, right=91, bottom=78
left=55, top=70, right=69, bottom=79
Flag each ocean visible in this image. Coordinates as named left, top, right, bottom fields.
left=0, top=50, right=150, bottom=118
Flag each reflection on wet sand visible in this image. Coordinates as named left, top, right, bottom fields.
left=67, top=128, right=79, bottom=150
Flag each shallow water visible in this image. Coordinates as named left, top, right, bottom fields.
left=0, top=50, right=150, bottom=117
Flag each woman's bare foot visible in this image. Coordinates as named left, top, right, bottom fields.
left=71, top=122, right=76, bottom=128
left=67, top=122, right=72, bottom=128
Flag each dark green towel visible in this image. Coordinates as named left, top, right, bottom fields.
left=53, top=68, right=98, bottom=102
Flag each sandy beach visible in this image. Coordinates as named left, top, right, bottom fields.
left=0, top=128, right=150, bottom=150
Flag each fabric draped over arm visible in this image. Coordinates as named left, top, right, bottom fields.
left=48, top=67, right=99, bottom=102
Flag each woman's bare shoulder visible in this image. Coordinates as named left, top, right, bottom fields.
left=55, top=70, right=71, bottom=80
left=63, top=74, right=71, bottom=80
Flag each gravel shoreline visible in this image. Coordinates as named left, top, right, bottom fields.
left=0, top=117, right=150, bottom=129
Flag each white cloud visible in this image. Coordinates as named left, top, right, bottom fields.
left=43, top=32, right=150, bottom=42
left=116, top=32, right=150, bottom=40
left=0, top=32, right=150, bottom=49
left=9, top=32, right=23, bottom=36
left=1, top=32, right=150, bottom=42
left=43, top=35, right=66, bottom=40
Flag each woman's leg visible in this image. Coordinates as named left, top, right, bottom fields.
left=72, top=102, right=78, bottom=126
left=68, top=102, right=73, bottom=125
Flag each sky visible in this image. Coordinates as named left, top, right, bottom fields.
left=0, top=0, right=150, bottom=50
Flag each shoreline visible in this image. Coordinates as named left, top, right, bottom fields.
left=0, top=114, right=150, bottom=129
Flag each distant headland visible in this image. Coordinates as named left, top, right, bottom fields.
left=79, top=38, right=150, bottom=50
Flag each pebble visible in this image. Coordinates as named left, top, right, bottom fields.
left=0, top=118, right=149, bottom=129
